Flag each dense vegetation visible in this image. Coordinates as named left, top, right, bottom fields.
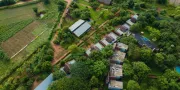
left=48, top=45, right=113, bottom=90
left=1, top=43, right=54, bottom=90
left=0, top=0, right=180, bottom=90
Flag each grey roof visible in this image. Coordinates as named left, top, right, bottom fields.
left=69, top=19, right=85, bottom=32
left=34, top=74, right=53, bottom=90
left=123, top=24, right=130, bottom=30
left=132, top=15, right=138, bottom=20
left=73, top=22, right=91, bottom=37
left=126, top=19, right=134, bottom=26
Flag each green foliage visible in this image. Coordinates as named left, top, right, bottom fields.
left=53, top=70, right=66, bottom=80
left=123, top=60, right=134, bottom=77
left=71, top=8, right=91, bottom=20
left=71, top=61, right=92, bottom=80
left=90, top=1, right=99, bottom=10
left=92, top=61, right=107, bottom=77
left=146, top=26, right=161, bottom=41
left=48, top=77, right=90, bottom=90
left=57, top=0, right=66, bottom=12
left=140, top=47, right=153, bottom=63
left=0, top=49, right=9, bottom=62
left=154, top=53, right=164, bottom=67
left=0, top=0, right=16, bottom=7
left=90, top=76, right=99, bottom=88
left=127, top=80, right=141, bottom=90
left=132, top=62, right=151, bottom=83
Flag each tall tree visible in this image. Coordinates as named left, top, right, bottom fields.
left=132, top=62, right=151, bottom=83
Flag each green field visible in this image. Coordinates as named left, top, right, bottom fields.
left=0, top=3, right=45, bottom=43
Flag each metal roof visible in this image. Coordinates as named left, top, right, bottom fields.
left=126, top=19, right=134, bottom=26
left=73, top=22, right=91, bottom=37
left=34, top=74, right=53, bottom=90
left=94, top=42, right=104, bottom=50
left=69, top=19, right=85, bottom=32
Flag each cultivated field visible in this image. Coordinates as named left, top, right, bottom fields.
left=1, top=21, right=41, bottom=57
left=0, top=3, right=47, bottom=57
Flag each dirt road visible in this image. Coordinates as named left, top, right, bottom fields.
left=51, top=0, right=72, bottom=65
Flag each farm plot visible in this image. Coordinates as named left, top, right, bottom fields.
left=0, top=3, right=45, bottom=42
left=0, top=19, right=33, bottom=42
left=1, top=21, right=41, bottom=57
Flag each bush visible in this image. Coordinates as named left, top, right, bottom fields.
left=174, top=15, right=180, bottom=20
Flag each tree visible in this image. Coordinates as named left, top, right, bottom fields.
left=92, top=61, right=107, bottom=78
left=132, top=62, right=151, bottom=83
left=130, top=23, right=141, bottom=32
left=165, top=54, right=176, bottom=67
left=71, top=61, right=92, bottom=80
left=32, top=7, right=38, bottom=16
left=146, top=26, right=161, bottom=41
left=68, top=44, right=78, bottom=52
left=140, top=47, right=153, bottom=63
left=53, top=70, right=66, bottom=80
left=157, top=0, right=168, bottom=4
left=90, top=76, right=99, bottom=88
left=154, top=53, right=164, bottom=67
left=123, top=60, right=134, bottom=77
left=43, top=0, right=50, bottom=4
left=0, top=0, right=15, bottom=6
left=157, top=76, right=169, bottom=89
left=48, top=77, right=90, bottom=90
left=101, top=45, right=113, bottom=58
left=127, top=80, right=141, bottom=90
left=0, top=50, right=9, bottom=62
left=40, top=61, right=52, bottom=72
left=90, top=1, right=99, bottom=10
left=57, top=0, right=65, bottom=12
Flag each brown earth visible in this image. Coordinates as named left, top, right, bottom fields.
left=1, top=21, right=40, bottom=57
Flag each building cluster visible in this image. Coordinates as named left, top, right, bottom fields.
left=85, top=14, right=138, bottom=56
left=35, top=14, right=139, bottom=90
left=107, top=43, right=128, bottom=90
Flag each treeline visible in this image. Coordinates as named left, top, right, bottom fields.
left=0, top=0, right=15, bottom=7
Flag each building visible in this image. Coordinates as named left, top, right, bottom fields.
left=98, top=0, right=112, bottom=5
left=115, top=43, right=128, bottom=52
left=34, top=74, right=53, bottom=90
left=69, top=19, right=91, bottom=37
left=109, top=64, right=123, bottom=80
left=108, top=80, right=123, bottom=90
left=86, top=46, right=100, bottom=56
left=131, top=14, right=138, bottom=23
left=111, top=51, right=126, bottom=63
left=126, top=19, right=134, bottom=26
left=63, top=60, right=76, bottom=74
left=114, top=28, right=124, bottom=36
left=100, top=32, right=118, bottom=46
left=94, top=42, right=104, bottom=50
